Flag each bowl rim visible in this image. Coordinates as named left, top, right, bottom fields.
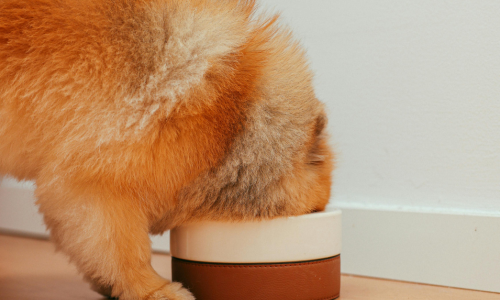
left=170, top=206, right=342, bottom=263
left=285, top=206, right=341, bottom=221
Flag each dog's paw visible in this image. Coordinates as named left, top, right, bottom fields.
left=146, top=282, right=195, bottom=300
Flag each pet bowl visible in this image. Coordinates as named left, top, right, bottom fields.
left=170, top=207, right=342, bottom=300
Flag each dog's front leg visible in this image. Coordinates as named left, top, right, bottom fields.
left=36, top=184, right=193, bottom=300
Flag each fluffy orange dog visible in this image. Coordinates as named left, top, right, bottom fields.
left=0, top=0, right=333, bottom=299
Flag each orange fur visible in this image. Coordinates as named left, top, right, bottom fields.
left=0, top=0, right=334, bottom=299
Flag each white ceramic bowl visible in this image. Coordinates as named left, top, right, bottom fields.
left=170, top=207, right=341, bottom=263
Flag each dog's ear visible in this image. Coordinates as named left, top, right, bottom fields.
left=314, top=113, right=327, bottom=137
left=307, top=113, right=329, bottom=166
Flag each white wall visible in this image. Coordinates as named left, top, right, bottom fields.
left=264, top=0, right=500, bottom=215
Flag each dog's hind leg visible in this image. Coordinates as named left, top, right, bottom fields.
left=36, top=184, right=193, bottom=300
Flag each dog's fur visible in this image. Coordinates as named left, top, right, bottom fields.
left=0, top=0, right=333, bottom=299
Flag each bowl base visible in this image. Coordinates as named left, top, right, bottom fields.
left=172, top=255, right=340, bottom=300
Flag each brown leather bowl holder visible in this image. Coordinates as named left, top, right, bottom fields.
left=172, top=255, right=340, bottom=300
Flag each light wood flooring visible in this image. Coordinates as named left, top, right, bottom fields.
left=1, top=234, right=499, bottom=300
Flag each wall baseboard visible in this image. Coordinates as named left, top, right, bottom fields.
left=338, top=207, right=500, bottom=293
left=0, top=184, right=46, bottom=236
left=0, top=182, right=170, bottom=253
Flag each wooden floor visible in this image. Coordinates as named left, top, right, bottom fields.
left=0, top=234, right=499, bottom=300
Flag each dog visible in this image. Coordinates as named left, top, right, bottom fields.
left=0, top=0, right=334, bottom=299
